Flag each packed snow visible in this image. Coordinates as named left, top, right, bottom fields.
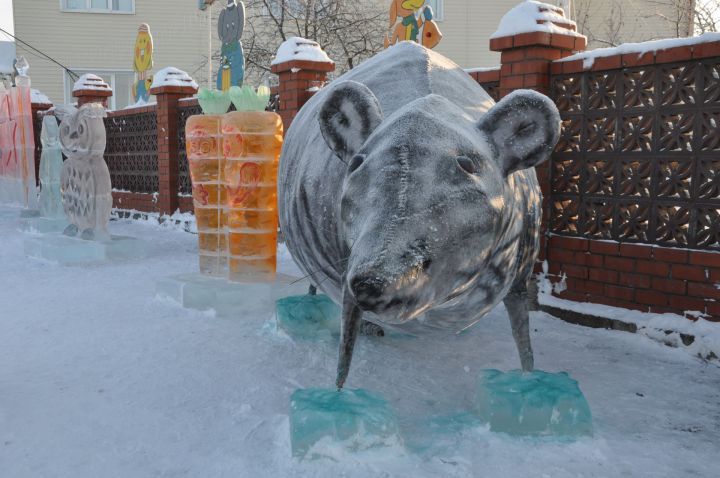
left=72, top=73, right=111, bottom=93
left=0, top=206, right=719, bottom=477
left=271, top=37, right=333, bottom=66
left=490, top=0, right=583, bottom=39
left=30, top=89, right=51, bottom=105
left=150, top=67, right=198, bottom=90
left=558, top=32, right=720, bottom=69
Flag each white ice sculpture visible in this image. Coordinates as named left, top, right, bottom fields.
left=38, top=115, right=64, bottom=218
left=58, top=103, right=112, bottom=241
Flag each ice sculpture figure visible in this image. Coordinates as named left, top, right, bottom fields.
left=217, top=1, right=246, bottom=90
left=187, top=113, right=227, bottom=275
left=58, top=103, right=112, bottom=241
left=476, top=369, right=593, bottom=437
left=222, top=99, right=282, bottom=282
left=186, top=85, right=281, bottom=281
left=0, top=56, right=38, bottom=208
left=38, top=115, right=64, bottom=218
left=290, top=388, right=402, bottom=459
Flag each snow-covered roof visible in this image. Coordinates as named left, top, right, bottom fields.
left=73, top=73, right=111, bottom=93
left=150, top=67, right=198, bottom=90
left=271, top=37, right=333, bottom=66
left=558, top=32, right=720, bottom=69
left=31, top=89, right=51, bottom=104
left=491, top=0, right=583, bottom=39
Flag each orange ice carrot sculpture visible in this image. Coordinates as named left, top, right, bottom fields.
left=223, top=85, right=282, bottom=282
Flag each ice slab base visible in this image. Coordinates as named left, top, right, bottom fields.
left=290, top=388, right=402, bottom=460
left=19, top=216, right=69, bottom=233
left=24, top=234, right=148, bottom=264
left=476, top=369, right=592, bottom=437
left=156, top=273, right=309, bottom=317
left=276, top=294, right=340, bottom=339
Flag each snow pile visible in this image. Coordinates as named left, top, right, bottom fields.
left=537, top=265, right=720, bottom=361
left=271, top=37, right=333, bottom=66
left=72, top=73, right=111, bottom=93
left=150, top=67, right=198, bottom=90
left=30, top=89, right=51, bottom=104
left=558, top=32, right=720, bottom=69
left=490, top=0, right=583, bottom=39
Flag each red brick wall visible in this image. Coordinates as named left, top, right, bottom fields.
left=546, top=237, right=720, bottom=320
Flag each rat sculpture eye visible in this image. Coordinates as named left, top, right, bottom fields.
left=456, top=156, right=476, bottom=174
left=348, top=154, right=365, bottom=173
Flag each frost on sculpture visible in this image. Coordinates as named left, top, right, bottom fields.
left=38, top=115, right=64, bottom=218
left=279, top=42, right=561, bottom=389
left=58, top=103, right=112, bottom=241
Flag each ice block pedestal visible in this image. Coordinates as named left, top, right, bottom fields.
left=290, top=388, right=402, bottom=460
left=24, top=234, right=148, bottom=264
left=476, top=369, right=592, bottom=437
left=156, top=272, right=309, bottom=317
left=275, top=294, right=341, bottom=339
left=19, top=216, right=69, bottom=233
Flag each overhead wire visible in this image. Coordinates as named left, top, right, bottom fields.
left=0, top=26, right=79, bottom=80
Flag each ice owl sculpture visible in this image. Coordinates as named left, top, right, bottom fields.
left=38, top=115, right=65, bottom=219
left=58, top=103, right=112, bottom=241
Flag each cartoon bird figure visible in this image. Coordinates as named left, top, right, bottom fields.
left=58, top=103, right=112, bottom=241
left=132, top=24, right=154, bottom=103
left=385, top=0, right=442, bottom=49
left=217, top=1, right=245, bottom=91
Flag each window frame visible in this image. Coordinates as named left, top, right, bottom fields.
left=60, top=0, right=135, bottom=15
left=425, top=0, right=444, bottom=22
left=63, top=68, right=136, bottom=111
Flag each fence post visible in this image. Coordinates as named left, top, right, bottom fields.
left=271, top=58, right=335, bottom=133
left=72, top=74, right=113, bottom=108
left=149, top=83, right=198, bottom=215
left=490, top=3, right=586, bottom=98
left=488, top=2, right=586, bottom=274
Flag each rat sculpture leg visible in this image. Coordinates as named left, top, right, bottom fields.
left=503, top=281, right=534, bottom=372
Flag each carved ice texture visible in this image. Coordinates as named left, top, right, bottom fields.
left=276, top=294, right=341, bottom=339
left=222, top=111, right=282, bottom=282
left=290, top=388, right=402, bottom=459
left=38, top=116, right=64, bottom=218
left=0, top=81, right=38, bottom=208
left=58, top=103, right=112, bottom=241
left=476, top=369, right=593, bottom=437
left=187, top=114, right=228, bottom=275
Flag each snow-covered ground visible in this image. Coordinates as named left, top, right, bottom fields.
left=1, top=207, right=719, bottom=477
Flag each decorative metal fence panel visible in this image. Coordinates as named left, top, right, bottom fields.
left=177, top=102, right=201, bottom=196
left=104, top=109, right=158, bottom=193
left=550, top=58, right=720, bottom=250
left=479, top=81, right=500, bottom=103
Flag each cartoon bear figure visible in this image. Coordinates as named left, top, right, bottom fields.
left=217, top=1, right=245, bottom=91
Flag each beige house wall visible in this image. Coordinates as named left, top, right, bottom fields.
left=13, top=0, right=212, bottom=108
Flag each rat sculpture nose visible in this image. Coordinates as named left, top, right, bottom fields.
left=349, top=275, right=387, bottom=309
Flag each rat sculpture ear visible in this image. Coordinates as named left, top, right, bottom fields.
left=478, top=89, right=560, bottom=176
left=318, top=81, right=383, bottom=162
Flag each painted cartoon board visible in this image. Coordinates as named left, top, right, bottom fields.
left=217, top=1, right=246, bottom=90
left=133, top=24, right=154, bottom=103
left=385, top=0, right=443, bottom=49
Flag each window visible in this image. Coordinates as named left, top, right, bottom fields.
left=425, top=0, right=443, bottom=22
left=61, top=0, right=134, bottom=13
left=64, top=69, right=136, bottom=110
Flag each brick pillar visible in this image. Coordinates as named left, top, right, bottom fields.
left=149, top=84, right=198, bottom=214
left=73, top=89, right=113, bottom=108
left=489, top=2, right=586, bottom=270
left=490, top=4, right=586, bottom=98
left=270, top=59, right=335, bottom=132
